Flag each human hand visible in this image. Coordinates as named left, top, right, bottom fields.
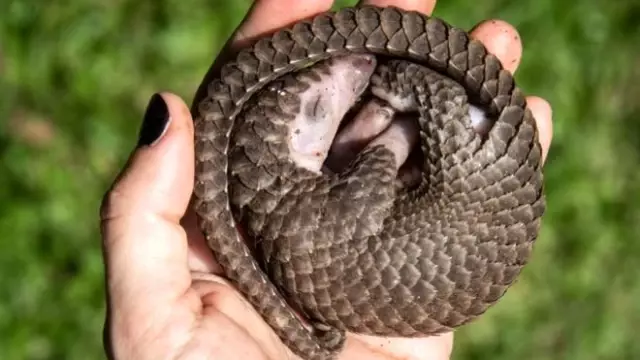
left=100, top=1, right=553, bottom=359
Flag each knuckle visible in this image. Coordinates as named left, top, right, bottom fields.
left=100, top=184, right=128, bottom=222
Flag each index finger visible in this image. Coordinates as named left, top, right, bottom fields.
left=234, top=0, right=335, bottom=49
left=192, top=0, right=335, bottom=109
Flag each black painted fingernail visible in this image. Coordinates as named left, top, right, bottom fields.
left=137, top=93, right=170, bottom=147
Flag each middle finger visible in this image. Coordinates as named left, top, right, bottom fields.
left=358, top=0, right=437, bottom=14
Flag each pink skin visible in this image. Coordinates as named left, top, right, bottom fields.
left=289, top=55, right=378, bottom=173
left=289, top=55, right=422, bottom=174
left=290, top=55, right=490, bottom=176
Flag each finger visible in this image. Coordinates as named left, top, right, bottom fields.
left=468, top=21, right=553, bottom=163
left=101, top=92, right=194, bottom=319
left=526, top=96, right=553, bottom=163
left=358, top=0, right=437, bottom=14
left=233, top=0, right=335, bottom=49
left=192, top=0, right=334, bottom=110
left=344, top=332, right=454, bottom=360
left=470, top=19, right=522, bottom=73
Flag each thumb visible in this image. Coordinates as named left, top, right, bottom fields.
left=100, top=92, right=195, bottom=324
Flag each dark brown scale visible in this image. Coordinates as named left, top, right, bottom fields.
left=191, top=5, right=545, bottom=360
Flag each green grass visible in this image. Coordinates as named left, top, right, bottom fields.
left=1, top=0, right=639, bottom=359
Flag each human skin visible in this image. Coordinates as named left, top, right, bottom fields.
left=99, top=0, right=553, bottom=359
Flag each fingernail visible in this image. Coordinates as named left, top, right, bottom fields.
left=137, top=93, right=170, bottom=147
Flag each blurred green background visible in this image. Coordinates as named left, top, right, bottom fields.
left=1, top=0, right=639, bottom=359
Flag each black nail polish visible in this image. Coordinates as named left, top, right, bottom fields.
left=137, top=93, right=170, bottom=147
